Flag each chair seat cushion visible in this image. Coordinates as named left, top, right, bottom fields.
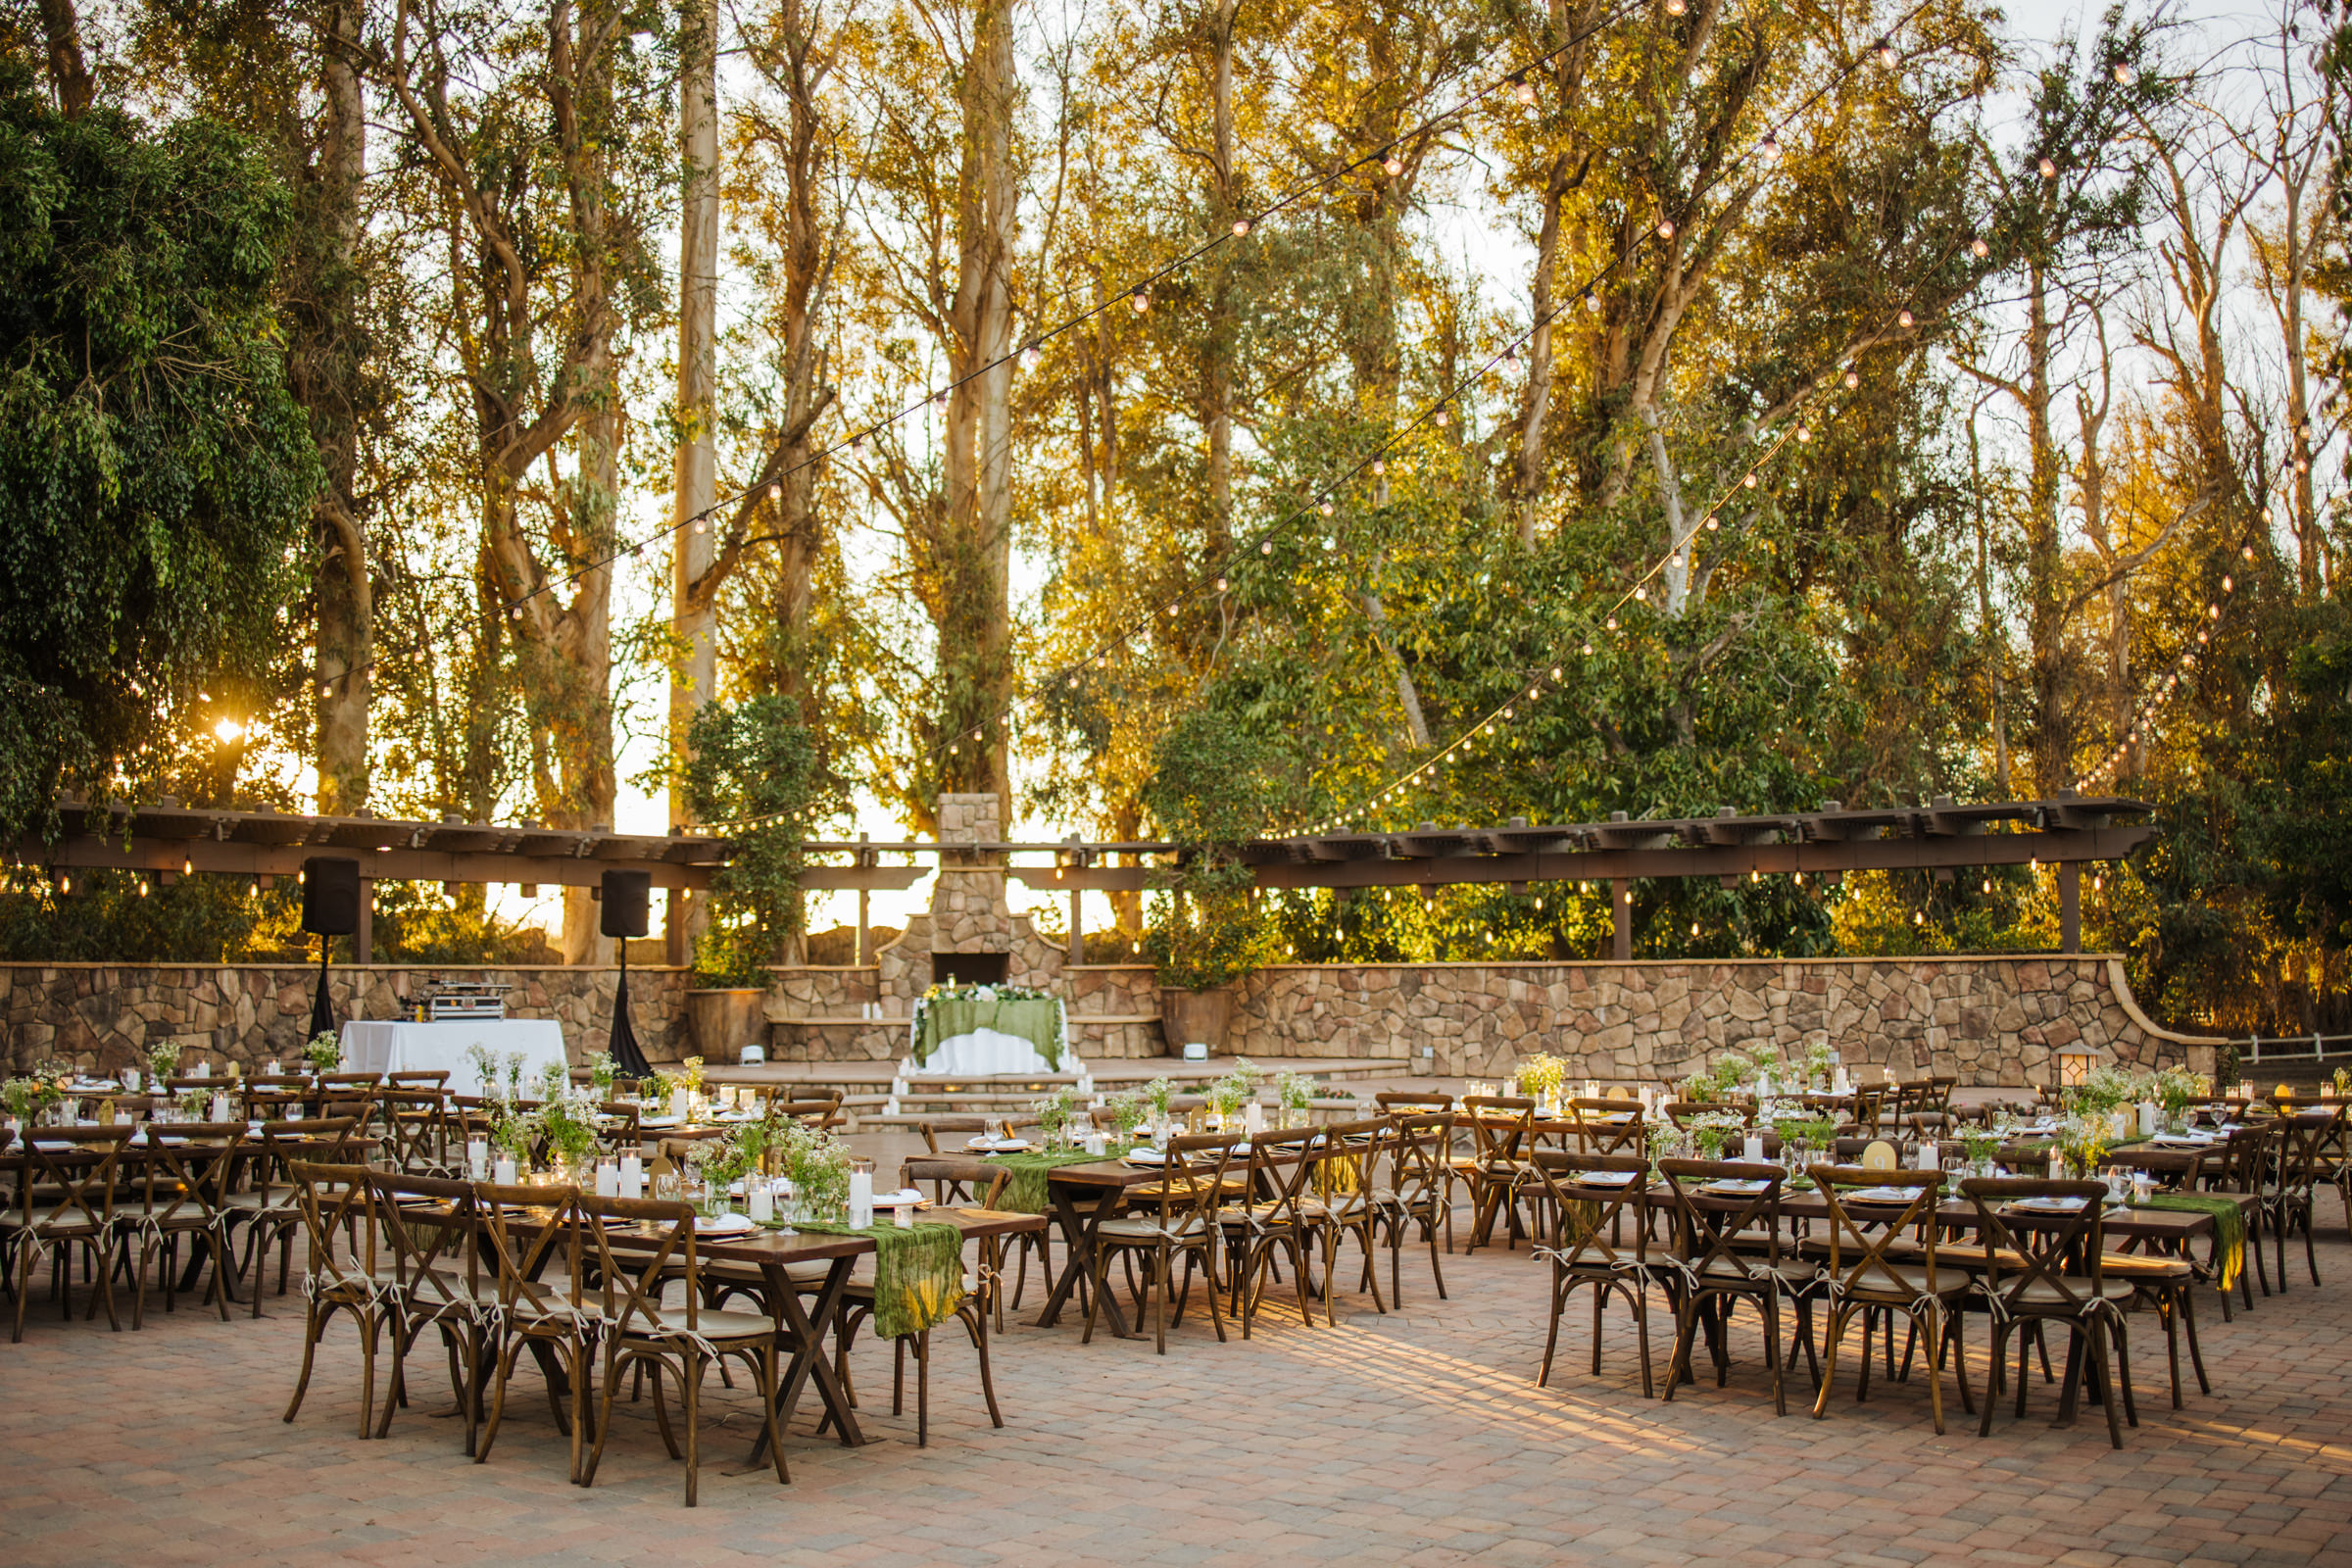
left=619, top=1305, right=778, bottom=1343
left=1099, top=1215, right=1210, bottom=1244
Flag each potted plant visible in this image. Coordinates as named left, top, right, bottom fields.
left=1141, top=714, right=1298, bottom=1055
left=681, top=696, right=834, bottom=1062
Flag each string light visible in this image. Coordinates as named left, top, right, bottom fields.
left=1232, top=219, right=1251, bottom=237
left=1872, top=36, right=1898, bottom=68
left=1021, top=342, right=1043, bottom=369
left=2113, top=63, right=2136, bottom=85
left=1758, top=134, right=1782, bottom=163
left=1897, top=308, right=1915, bottom=328
left=1842, top=368, right=1860, bottom=389
left=1383, top=151, right=1404, bottom=177
left=1656, top=218, right=1676, bottom=239
left=2037, top=156, right=2058, bottom=178
left=1512, top=74, right=1536, bottom=105
left=1972, top=237, right=1990, bottom=259
left=1129, top=287, right=1151, bottom=313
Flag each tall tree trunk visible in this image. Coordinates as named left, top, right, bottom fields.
left=668, top=0, right=720, bottom=961
left=1969, top=411, right=2010, bottom=794
left=938, top=0, right=1019, bottom=823
left=314, top=1, right=370, bottom=814
left=36, top=0, right=93, bottom=117
left=2020, top=262, right=2074, bottom=799
left=1201, top=0, right=1236, bottom=555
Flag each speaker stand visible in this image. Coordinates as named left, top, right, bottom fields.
left=309, top=936, right=336, bottom=1041
left=609, top=943, right=652, bottom=1077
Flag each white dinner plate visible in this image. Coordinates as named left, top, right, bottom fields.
left=1571, top=1171, right=1638, bottom=1188
left=966, top=1137, right=1033, bottom=1152
left=2008, top=1196, right=2090, bottom=1213
left=694, top=1212, right=756, bottom=1236
left=1852, top=1186, right=1925, bottom=1203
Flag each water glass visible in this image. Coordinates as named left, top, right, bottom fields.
left=654, top=1171, right=681, bottom=1204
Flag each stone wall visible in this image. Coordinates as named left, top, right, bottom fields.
left=0, top=950, right=2221, bottom=1087
left=1226, top=954, right=2221, bottom=1086
left=0, top=963, right=693, bottom=1075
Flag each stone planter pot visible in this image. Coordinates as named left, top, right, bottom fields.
left=1157, top=986, right=1233, bottom=1056
left=686, top=988, right=767, bottom=1063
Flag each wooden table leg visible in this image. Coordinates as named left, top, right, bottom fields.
left=1033, top=1183, right=1134, bottom=1339
left=750, top=1254, right=864, bottom=1465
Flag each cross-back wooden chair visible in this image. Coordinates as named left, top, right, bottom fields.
left=1526, top=1150, right=1657, bottom=1396
left=1373, top=1091, right=1454, bottom=1114
left=281, top=1159, right=391, bottom=1438
left=1221, top=1125, right=1330, bottom=1336
left=1082, top=1136, right=1236, bottom=1354
left=1565, top=1098, right=1645, bottom=1156
left=371, top=1169, right=496, bottom=1448
left=1654, top=1157, right=1807, bottom=1415
left=1958, top=1176, right=2136, bottom=1447
left=387, top=1069, right=451, bottom=1091
left=574, top=1190, right=791, bottom=1505
left=473, top=1181, right=600, bottom=1478
left=123, top=1121, right=246, bottom=1324
left=2266, top=1111, right=2332, bottom=1291
left=377, top=1088, right=457, bottom=1175
left=6, top=1122, right=135, bottom=1341
left=1309, top=1116, right=1391, bottom=1319
left=1803, top=1166, right=1972, bottom=1434
left=225, top=1115, right=361, bottom=1314
left=1373, top=1111, right=1453, bottom=1302
left=1458, top=1096, right=1538, bottom=1251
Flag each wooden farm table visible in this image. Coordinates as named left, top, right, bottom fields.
left=1021, top=1147, right=1326, bottom=1341
left=601, top=1205, right=1045, bottom=1456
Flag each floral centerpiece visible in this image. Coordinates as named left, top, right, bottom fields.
left=1769, top=1106, right=1838, bottom=1178
left=1689, top=1109, right=1750, bottom=1161
left=773, top=1119, right=850, bottom=1223
left=1273, top=1070, right=1316, bottom=1126
left=1140, top=1075, right=1178, bottom=1135
left=2053, top=1115, right=2112, bottom=1179
left=304, top=1030, right=342, bottom=1073
left=1518, top=1052, right=1566, bottom=1109
left=146, top=1040, right=183, bottom=1083
left=2146, top=1065, right=2208, bottom=1133
left=584, top=1050, right=619, bottom=1100
left=1207, top=1058, right=1258, bottom=1128
left=2, top=1067, right=71, bottom=1125
left=685, top=1121, right=770, bottom=1216
left=1957, top=1115, right=2014, bottom=1177
left=531, top=1064, right=602, bottom=1178
left=1033, top=1085, right=1080, bottom=1148
left=1803, top=1038, right=1836, bottom=1091
left=1104, top=1091, right=1145, bottom=1145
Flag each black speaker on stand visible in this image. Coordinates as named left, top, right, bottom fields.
left=601, top=869, right=653, bottom=1077
left=301, top=857, right=361, bottom=1043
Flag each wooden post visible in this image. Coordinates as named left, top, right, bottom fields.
left=1068, top=886, right=1083, bottom=964
left=855, top=832, right=871, bottom=966
left=2058, top=861, right=2081, bottom=954
left=357, top=876, right=374, bottom=965
left=1611, top=879, right=1633, bottom=962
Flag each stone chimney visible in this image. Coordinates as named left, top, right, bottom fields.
left=932, top=793, right=1014, bottom=954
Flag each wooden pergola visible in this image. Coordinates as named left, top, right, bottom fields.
left=22, top=792, right=2150, bottom=962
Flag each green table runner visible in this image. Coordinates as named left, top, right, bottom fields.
left=2137, top=1192, right=2246, bottom=1291
left=912, top=995, right=1064, bottom=1070
left=793, top=1218, right=968, bottom=1338
left=983, top=1150, right=1107, bottom=1214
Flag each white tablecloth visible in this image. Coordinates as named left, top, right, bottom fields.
left=339, top=1019, right=568, bottom=1094
left=909, top=1026, right=1070, bottom=1077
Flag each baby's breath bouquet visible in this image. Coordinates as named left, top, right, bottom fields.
left=1208, top=1059, right=1258, bottom=1120
left=304, top=1031, right=342, bottom=1072
left=1690, top=1109, right=1749, bottom=1161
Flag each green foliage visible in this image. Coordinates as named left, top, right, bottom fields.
left=1140, top=713, right=1299, bottom=990
left=0, top=70, right=318, bottom=839
left=683, top=696, right=828, bottom=987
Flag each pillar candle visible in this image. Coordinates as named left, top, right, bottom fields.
left=748, top=1180, right=774, bottom=1223
left=493, top=1156, right=518, bottom=1186
left=595, top=1161, right=618, bottom=1198
left=669, top=1086, right=689, bottom=1120
left=1245, top=1102, right=1265, bottom=1136
left=848, top=1165, right=874, bottom=1229
left=619, top=1153, right=643, bottom=1199
left=466, top=1137, right=489, bottom=1181
left=1741, top=1134, right=1765, bottom=1163
left=1915, top=1140, right=1939, bottom=1172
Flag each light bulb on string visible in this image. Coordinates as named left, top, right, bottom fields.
left=2113, top=62, right=2136, bottom=85
left=1500, top=345, right=1519, bottom=368
left=1129, top=287, right=1151, bottom=313
left=1431, top=406, right=1449, bottom=427
left=1383, top=152, right=1403, bottom=177
left=1656, top=218, right=1676, bottom=240
left=1215, top=576, right=1227, bottom=593
left=1512, top=74, right=1536, bottom=105
left=1795, top=425, right=1812, bottom=443
left=2242, top=545, right=2256, bottom=561
left=2037, top=156, right=2058, bottom=178
left=1319, top=500, right=1334, bottom=515
left=1972, top=237, right=1990, bottom=259
left=1260, top=540, right=1272, bottom=555
left=931, top=392, right=948, bottom=412
left=2223, top=575, right=2233, bottom=593
left=1581, top=642, right=1593, bottom=655
left=767, top=483, right=782, bottom=502
left=1758, top=134, right=1781, bottom=163
left=693, top=518, right=708, bottom=534
left=1232, top=218, right=1250, bottom=237
left=1742, top=473, right=1757, bottom=489
left=1665, top=0, right=1687, bottom=14
left=1605, top=616, right=1619, bottom=631
left=1372, top=460, right=1385, bottom=475
left=1843, top=368, right=1860, bottom=390
left=1582, top=289, right=1598, bottom=313
left=1020, top=342, right=1042, bottom=370
left=1873, top=36, right=1898, bottom=68
left=1897, top=309, right=1915, bottom=328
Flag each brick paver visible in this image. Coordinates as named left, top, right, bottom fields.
left=7, top=1207, right=2352, bottom=1565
